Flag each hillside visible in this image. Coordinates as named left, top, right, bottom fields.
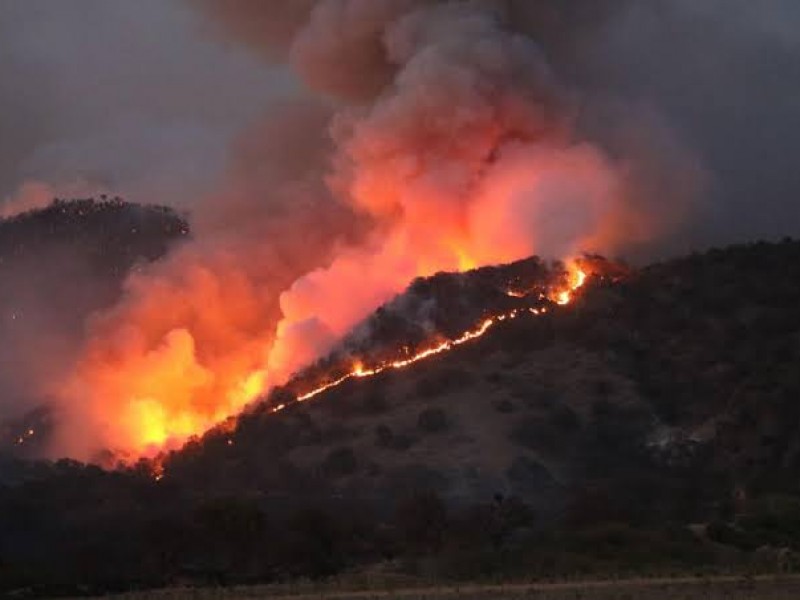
left=0, top=198, right=189, bottom=454
left=2, top=239, right=800, bottom=594
left=170, top=239, right=800, bottom=510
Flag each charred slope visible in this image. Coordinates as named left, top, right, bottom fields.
left=0, top=198, right=189, bottom=455
left=2, top=239, right=800, bottom=592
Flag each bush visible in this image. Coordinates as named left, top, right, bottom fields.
left=359, top=393, right=388, bottom=414
left=320, top=447, right=357, bottom=477
left=374, top=425, right=414, bottom=451
left=395, top=491, right=448, bottom=552
left=417, top=408, right=449, bottom=433
left=414, top=367, right=471, bottom=398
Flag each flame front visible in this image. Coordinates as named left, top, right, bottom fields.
left=282, top=263, right=588, bottom=411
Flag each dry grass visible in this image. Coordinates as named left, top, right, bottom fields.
left=82, top=575, right=800, bottom=600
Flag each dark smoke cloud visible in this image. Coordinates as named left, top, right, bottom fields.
left=512, top=0, right=800, bottom=252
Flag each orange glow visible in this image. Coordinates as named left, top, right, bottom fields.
left=56, top=254, right=278, bottom=461
left=58, top=232, right=597, bottom=463
left=552, top=262, right=588, bottom=305
left=273, top=264, right=589, bottom=413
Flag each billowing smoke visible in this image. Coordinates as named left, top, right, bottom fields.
left=9, top=0, right=796, bottom=461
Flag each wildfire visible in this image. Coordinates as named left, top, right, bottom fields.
left=38, top=0, right=646, bottom=469
left=270, top=262, right=588, bottom=414
left=148, top=260, right=590, bottom=481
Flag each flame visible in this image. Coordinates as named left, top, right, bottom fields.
left=151, top=269, right=585, bottom=481
left=274, top=261, right=588, bottom=412
left=73, top=254, right=590, bottom=467
left=553, top=262, right=587, bottom=305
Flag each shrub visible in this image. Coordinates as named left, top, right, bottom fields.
left=395, top=490, right=448, bottom=552
left=374, top=424, right=414, bottom=450
left=414, top=367, right=471, bottom=398
left=320, top=447, right=357, bottom=478
left=359, top=393, right=388, bottom=414
left=417, top=407, right=449, bottom=433
left=375, top=424, right=394, bottom=448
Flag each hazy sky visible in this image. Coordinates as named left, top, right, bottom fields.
left=0, top=0, right=293, bottom=208
left=1, top=0, right=799, bottom=252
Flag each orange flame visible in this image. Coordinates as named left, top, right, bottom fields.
left=270, top=262, right=588, bottom=413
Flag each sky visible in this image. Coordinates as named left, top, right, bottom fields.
left=0, top=0, right=799, bottom=253
left=0, top=0, right=293, bottom=210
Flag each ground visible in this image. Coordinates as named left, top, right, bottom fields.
left=78, top=575, right=800, bottom=599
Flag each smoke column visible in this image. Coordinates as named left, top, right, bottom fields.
left=50, top=0, right=695, bottom=461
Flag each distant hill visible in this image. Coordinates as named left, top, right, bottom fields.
left=2, top=238, right=800, bottom=594
left=0, top=196, right=188, bottom=278
left=0, top=198, right=189, bottom=455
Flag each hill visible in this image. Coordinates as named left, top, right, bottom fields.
left=0, top=198, right=189, bottom=455
left=2, top=238, right=800, bottom=594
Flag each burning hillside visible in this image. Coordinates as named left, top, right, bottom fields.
left=4, top=1, right=691, bottom=464
left=267, top=255, right=625, bottom=411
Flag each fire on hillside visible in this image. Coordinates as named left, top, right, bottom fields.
left=260, top=255, right=625, bottom=417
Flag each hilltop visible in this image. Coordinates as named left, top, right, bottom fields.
left=0, top=198, right=189, bottom=454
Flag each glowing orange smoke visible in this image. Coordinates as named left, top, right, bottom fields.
left=55, top=253, right=278, bottom=462
left=64, top=258, right=588, bottom=464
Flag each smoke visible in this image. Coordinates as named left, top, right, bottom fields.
left=2, top=0, right=796, bottom=460
left=0, top=0, right=286, bottom=211
left=517, top=0, right=800, bottom=252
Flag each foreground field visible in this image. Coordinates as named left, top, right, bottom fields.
left=90, top=575, right=800, bottom=600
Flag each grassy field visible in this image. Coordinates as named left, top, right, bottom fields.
left=84, top=575, right=800, bottom=599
